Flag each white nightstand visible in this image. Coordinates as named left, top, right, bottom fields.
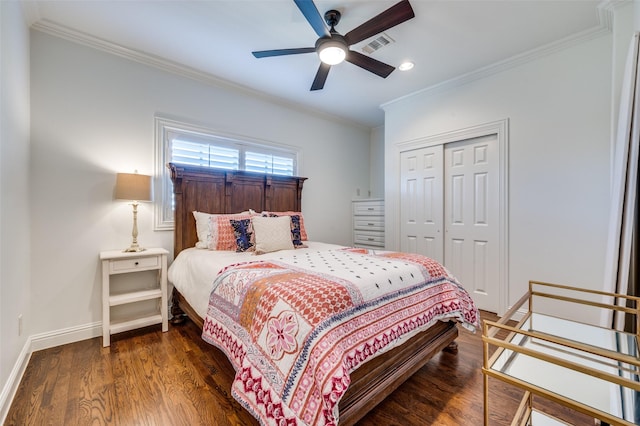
left=100, top=247, right=169, bottom=347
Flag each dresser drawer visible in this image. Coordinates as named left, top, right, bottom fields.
left=353, top=201, right=384, bottom=216
left=354, top=231, right=385, bottom=247
left=109, top=255, right=160, bottom=274
left=353, top=217, right=385, bottom=231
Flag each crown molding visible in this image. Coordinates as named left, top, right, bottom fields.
left=20, top=0, right=41, bottom=27
left=30, top=3, right=618, bottom=131
left=597, top=1, right=615, bottom=30
left=382, top=18, right=612, bottom=111
left=30, top=19, right=371, bottom=130
left=597, top=0, right=633, bottom=29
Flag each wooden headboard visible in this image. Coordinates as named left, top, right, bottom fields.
left=168, top=163, right=307, bottom=258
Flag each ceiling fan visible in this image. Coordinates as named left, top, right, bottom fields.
left=252, top=0, right=415, bottom=91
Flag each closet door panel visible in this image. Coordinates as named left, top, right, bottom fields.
left=444, top=135, right=499, bottom=312
left=400, top=146, right=444, bottom=263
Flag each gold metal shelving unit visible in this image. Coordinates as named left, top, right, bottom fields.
left=482, top=281, right=640, bottom=425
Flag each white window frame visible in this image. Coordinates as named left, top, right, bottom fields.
left=154, top=117, right=300, bottom=230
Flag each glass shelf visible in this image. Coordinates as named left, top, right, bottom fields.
left=483, top=281, right=640, bottom=426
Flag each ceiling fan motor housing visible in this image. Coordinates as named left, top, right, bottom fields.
left=315, top=32, right=347, bottom=52
left=317, top=9, right=346, bottom=60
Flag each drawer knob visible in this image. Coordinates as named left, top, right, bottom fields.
left=368, top=223, right=374, bottom=226
left=135, top=261, right=139, bottom=266
left=368, top=238, right=374, bottom=241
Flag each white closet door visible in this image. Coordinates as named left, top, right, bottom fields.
left=400, top=146, right=444, bottom=263
left=444, top=135, right=499, bottom=313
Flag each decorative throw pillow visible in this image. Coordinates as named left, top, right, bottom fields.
left=207, top=213, right=255, bottom=251
left=252, top=215, right=294, bottom=254
left=263, top=211, right=309, bottom=242
left=230, top=218, right=254, bottom=252
left=289, top=215, right=308, bottom=248
left=193, top=211, right=214, bottom=249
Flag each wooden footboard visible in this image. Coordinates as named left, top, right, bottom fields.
left=339, top=320, right=458, bottom=426
left=171, top=287, right=458, bottom=425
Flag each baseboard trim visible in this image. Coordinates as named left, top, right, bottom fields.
left=0, top=321, right=102, bottom=423
left=0, top=337, right=32, bottom=424
left=30, top=321, right=102, bottom=352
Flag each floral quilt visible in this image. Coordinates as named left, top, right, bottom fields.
left=201, top=247, right=479, bottom=425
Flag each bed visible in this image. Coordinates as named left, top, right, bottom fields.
left=167, top=163, right=479, bottom=426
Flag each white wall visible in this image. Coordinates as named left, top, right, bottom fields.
left=383, top=34, right=613, bottom=318
left=369, top=126, right=385, bottom=199
left=0, top=0, right=31, bottom=415
left=29, top=31, right=370, bottom=337
left=611, top=2, right=635, bottom=162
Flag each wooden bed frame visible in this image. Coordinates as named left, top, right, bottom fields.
left=168, top=162, right=459, bottom=426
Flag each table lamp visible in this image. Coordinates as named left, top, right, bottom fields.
left=115, top=172, right=152, bottom=252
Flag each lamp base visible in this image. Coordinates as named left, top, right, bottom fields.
left=123, top=201, right=146, bottom=253
left=123, top=245, right=146, bottom=253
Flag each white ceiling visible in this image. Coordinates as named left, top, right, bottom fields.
left=27, top=0, right=606, bottom=128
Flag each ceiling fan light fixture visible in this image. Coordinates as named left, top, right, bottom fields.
left=252, top=0, right=416, bottom=90
left=318, top=40, right=347, bottom=65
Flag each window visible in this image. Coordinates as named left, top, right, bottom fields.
left=154, top=117, right=298, bottom=230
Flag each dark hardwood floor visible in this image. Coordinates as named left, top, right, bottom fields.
left=5, top=312, right=593, bottom=425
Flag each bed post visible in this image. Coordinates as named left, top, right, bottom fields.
left=168, top=163, right=185, bottom=260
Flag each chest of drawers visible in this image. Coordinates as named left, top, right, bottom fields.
left=352, top=199, right=385, bottom=249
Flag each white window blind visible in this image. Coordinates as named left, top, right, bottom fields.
left=245, top=151, right=295, bottom=175
left=155, top=118, right=298, bottom=230
left=171, top=139, right=240, bottom=170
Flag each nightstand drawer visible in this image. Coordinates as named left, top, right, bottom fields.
left=109, top=255, right=159, bottom=273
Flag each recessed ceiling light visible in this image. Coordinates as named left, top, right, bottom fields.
left=399, top=61, right=414, bottom=71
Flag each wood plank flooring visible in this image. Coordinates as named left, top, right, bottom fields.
left=5, top=312, right=594, bottom=425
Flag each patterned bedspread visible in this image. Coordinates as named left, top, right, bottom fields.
left=201, top=247, right=479, bottom=425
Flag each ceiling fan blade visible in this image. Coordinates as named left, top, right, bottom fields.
left=344, top=0, right=415, bottom=46
left=294, top=0, right=330, bottom=38
left=346, top=50, right=395, bottom=78
left=252, top=47, right=316, bottom=58
left=310, top=62, right=331, bottom=91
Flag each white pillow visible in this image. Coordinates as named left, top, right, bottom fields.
left=252, top=215, right=294, bottom=254
left=193, top=211, right=214, bottom=249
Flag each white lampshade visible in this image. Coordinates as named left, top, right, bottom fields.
left=318, top=42, right=346, bottom=65
left=115, top=173, right=152, bottom=202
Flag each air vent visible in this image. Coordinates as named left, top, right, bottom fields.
left=361, top=32, right=395, bottom=55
